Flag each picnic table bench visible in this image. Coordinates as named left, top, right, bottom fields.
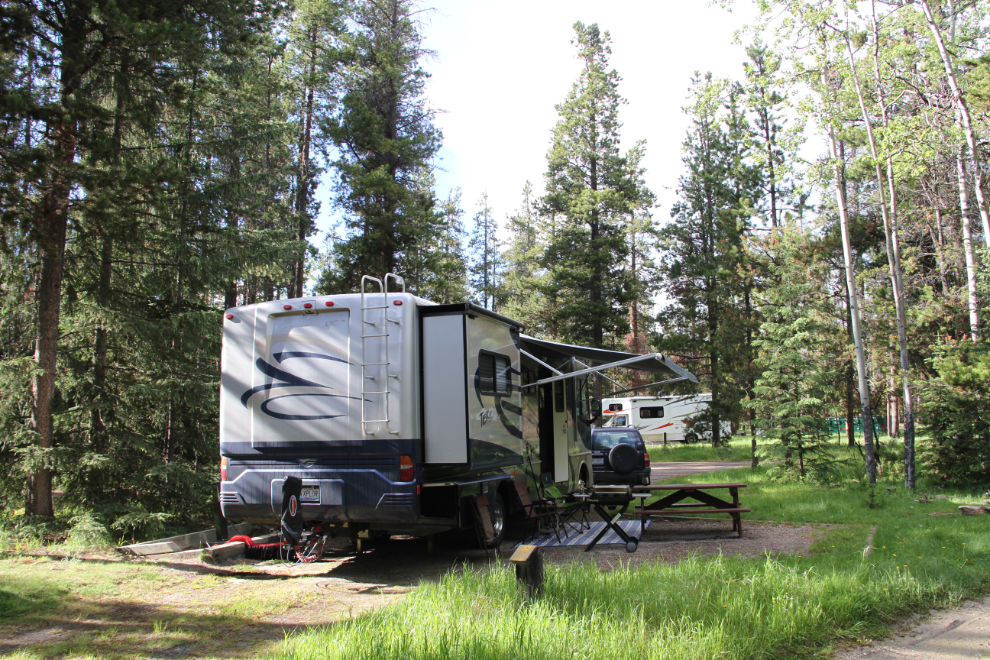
left=629, top=482, right=750, bottom=537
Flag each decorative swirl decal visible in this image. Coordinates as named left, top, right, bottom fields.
left=241, top=356, right=360, bottom=420
left=473, top=363, right=523, bottom=439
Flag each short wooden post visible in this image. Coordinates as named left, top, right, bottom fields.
left=508, top=544, right=543, bottom=600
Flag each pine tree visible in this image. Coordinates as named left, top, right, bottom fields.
left=541, top=22, right=639, bottom=349
left=322, top=0, right=441, bottom=290
left=468, top=193, right=502, bottom=310
left=501, top=181, right=548, bottom=332
left=656, top=74, right=761, bottom=447
left=748, top=224, right=843, bottom=482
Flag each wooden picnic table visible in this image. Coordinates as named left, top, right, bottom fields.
left=629, top=482, right=750, bottom=537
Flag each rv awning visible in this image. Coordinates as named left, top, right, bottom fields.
left=519, top=334, right=697, bottom=389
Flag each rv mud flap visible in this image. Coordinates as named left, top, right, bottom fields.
left=270, top=478, right=346, bottom=521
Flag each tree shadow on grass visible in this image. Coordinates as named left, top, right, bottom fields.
left=0, top=597, right=338, bottom=659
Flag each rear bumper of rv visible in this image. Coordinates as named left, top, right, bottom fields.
left=218, top=443, right=419, bottom=526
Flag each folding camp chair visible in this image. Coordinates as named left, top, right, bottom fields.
left=514, top=480, right=567, bottom=542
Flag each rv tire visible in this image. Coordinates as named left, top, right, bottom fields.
left=486, top=491, right=506, bottom=549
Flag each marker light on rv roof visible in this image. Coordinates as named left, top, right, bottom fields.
left=393, top=300, right=403, bottom=306
left=325, top=301, right=334, bottom=306
left=303, top=302, right=312, bottom=309
left=283, top=304, right=292, bottom=310
left=225, top=314, right=233, bottom=320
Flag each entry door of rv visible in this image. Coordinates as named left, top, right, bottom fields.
left=551, top=380, right=569, bottom=482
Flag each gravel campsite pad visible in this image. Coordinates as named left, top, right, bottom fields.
left=0, top=519, right=822, bottom=659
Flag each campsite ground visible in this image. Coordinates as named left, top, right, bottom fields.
left=3, top=457, right=989, bottom=659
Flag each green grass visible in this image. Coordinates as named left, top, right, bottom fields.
left=273, top=462, right=990, bottom=660
left=648, top=436, right=754, bottom=462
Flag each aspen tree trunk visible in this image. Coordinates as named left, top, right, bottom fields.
left=920, top=0, right=990, bottom=253
left=956, top=147, right=981, bottom=339
left=845, top=2, right=914, bottom=487
left=828, top=127, right=877, bottom=482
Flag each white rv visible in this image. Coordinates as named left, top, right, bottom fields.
left=601, top=394, right=730, bottom=444
left=218, top=274, right=696, bottom=543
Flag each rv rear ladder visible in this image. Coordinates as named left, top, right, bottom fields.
left=360, top=274, right=403, bottom=436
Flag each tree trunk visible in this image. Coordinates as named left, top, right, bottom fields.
left=853, top=3, right=914, bottom=487
left=956, top=147, right=980, bottom=339
left=828, top=127, right=876, bottom=482
left=294, top=33, right=317, bottom=299
left=920, top=0, right=990, bottom=253
left=27, top=3, right=87, bottom=517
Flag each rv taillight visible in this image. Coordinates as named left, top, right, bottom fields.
left=644, top=452, right=650, bottom=468
left=325, top=301, right=334, bottom=307
left=303, top=302, right=312, bottom=309
left=399, top=455, right=414, bottom=482
left=220, top=456, right=228, bottom=481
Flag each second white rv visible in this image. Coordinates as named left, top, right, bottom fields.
left=601, top=394, right=730, bottom=444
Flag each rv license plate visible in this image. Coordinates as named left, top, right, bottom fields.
left=592, top=458, right=604, bottom=466
left=299, top=486, right=320, bottom=504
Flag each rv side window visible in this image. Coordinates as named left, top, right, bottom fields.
left=640, top=406, right=664, bottom=419
left=478, top=351, right=511, bottom=394
left=608, top=403, right=623, bottom=412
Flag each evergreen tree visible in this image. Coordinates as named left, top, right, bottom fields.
left=748, top=224, right=844, bottom=482
left=541, top=22, right=640, bottom=349
left=501, top=181, right=548, bottom=333
left=656, top=74, right=761, bottom=447
left=467, top=193, right=501, bottom=310
left=322, top=0, right=442, bottom=290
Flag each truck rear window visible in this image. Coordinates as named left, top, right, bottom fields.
left=593, top=430, right=643, bottom=450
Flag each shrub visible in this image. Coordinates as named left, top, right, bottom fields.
left=920, top=340, right=990, bottom=488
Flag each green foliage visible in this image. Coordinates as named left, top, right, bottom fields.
left=467, top=192, right=502, bottom=310
left=748, top=225, right=846, bottom=482
left=920, top=340, right=990, bottom=487
left=656, top=73, right=763, bottom=444
left=64, top=512, right=112, bottom=549
left=539, top=22, right=641, bottom=348
left=323, top=0, right=443, bottom=290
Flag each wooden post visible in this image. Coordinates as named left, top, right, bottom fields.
left=508, top=544, right=543, bottom=601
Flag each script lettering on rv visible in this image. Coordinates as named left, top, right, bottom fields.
left=240, top=355, right=363, bottom=421
left=476, top=408, right=498, bottom=426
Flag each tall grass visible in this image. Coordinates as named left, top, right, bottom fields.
left=274, top=462, right=990, bottom=660
left=273, top=551, right=958, bottom=660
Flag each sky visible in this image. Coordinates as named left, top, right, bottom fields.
left=314, top=0, right=759, bottom=243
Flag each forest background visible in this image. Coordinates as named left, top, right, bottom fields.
left=0, top=0, right=988, bottom=540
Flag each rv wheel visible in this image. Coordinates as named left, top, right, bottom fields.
left=685, top=432, right=699, bottom=444
left=485, top=491, right=506, bottom=549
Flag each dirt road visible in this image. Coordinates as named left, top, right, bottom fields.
left=834, top=596, right=990, bottom=660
